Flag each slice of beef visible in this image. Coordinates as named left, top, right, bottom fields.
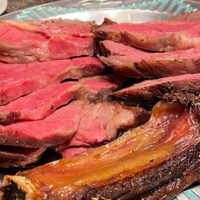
left=113, top=73, right=200, bottom=107
left=61, top=147, right=88, bottom=158
left=0, top=75, right=122, bottom=125
left=0, top=57, right=104, bottom=106
left=0, top=100, right=83, bottom=148
left=99, top=40, right=200, bottom=78
left=57, top=101, right=150, bottom=155
left=0, top=19, right=95, bottom=63
left=170, top=11, right=200, bottom=22
left=79, top=74, right=125, bottom=98
left=0, top=146, right=46, bottom=168
left=95, top=18, right=200, bottom=52
left=0, top=82, right=79, bottom=124
left=1, top=101, right=199, bottom=200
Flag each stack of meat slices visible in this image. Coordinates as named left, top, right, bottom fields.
left=1, top=11, right=200, bottom=200
left=0, top=19, right=150, bottom=168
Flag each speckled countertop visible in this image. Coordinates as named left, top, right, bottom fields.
left=6, top=0, right=59, bottom=13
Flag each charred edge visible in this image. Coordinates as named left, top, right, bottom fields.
left=111, top=95, right=157, bottom=111
left=74, top=143, right=200, bottom=200
left=137, top=160, right=200, bottom=200
left=0, top=112, right=21, bottom=125
left=1, top=181, right=26, bottom=200
left=163, top=91, right=200, bottom=112
left=98, top=41, right=111, bottom=57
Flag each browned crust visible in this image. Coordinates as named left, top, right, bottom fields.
left=0, top=147, right=46, bottom=168
left=4, top=142, right=198, bottom=200
left=60, top=142, right=200, bottom=200
left=138, top=160, right=200, bottom=200
left=99, top=54, right=200, bottom=78
left=95, top=25, right=200, bottom=52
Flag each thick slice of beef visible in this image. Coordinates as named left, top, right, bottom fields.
left=170, top=11, right=200, bottom=22
left=0, top=75, right=121, bottom=125
left=0, top=146, right=45, bottom=168
left=0, top=101, right=83, bottom=148
left=0, top=57, right=104, bottom=106
left=57, top=101, right=149, bottom=157
left=113, top=73, right=200, bottom=107
left=61, top=147, right=88, bottom=158
left=66, top=101, right=150, bottom=147
left=1, top=101, right=199, bottom=200
left=99, top=40, right=200, bottom=78
left=95, top=17, right=200, bottom=51
left=0, top=19, right=95, bottom=63
left=0, top=82, right=79, bottom=124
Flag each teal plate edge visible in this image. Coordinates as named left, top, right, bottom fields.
left=16, top=0, right=197, bottom=21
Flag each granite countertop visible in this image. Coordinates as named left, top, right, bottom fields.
left=6, top=0, right=59, bottom=13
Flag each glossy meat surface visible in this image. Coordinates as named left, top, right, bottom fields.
left=1, top=101, right=199, bottom=199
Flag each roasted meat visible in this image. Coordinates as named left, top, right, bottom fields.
left=99, top=40, right=200, bottom=78
left=0, top=75, right=122, bottom=124
left=0, top=19, right=95, bottom=63
left=0, top=100, right=148, bottom=148
left=1, top=101, right=199, bottom=200
left=95, top=14, right=200, bottom=51
left=0, top=57, right=104, bottom=106
left=0, top=146, right=45, bottom=168
left=58, top=101, right=149, bottom=157
left=113, top=73, right=200, bottom=107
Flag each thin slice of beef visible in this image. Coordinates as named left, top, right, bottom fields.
left=170, top=11, right=200, bottom=22
left=61, top=147, right=88, bottom=158
left=95, top=18, right=200, bottom=52
left=99, top=40, right=200, bottom=78
left=0, top=75, right=122, bottom=125
left=58, top=101, right=150, bottom=155
left=0, top=57, right=104, bottom=106
left=0, top=146, right=46, bottom=168
left=113, top=73, right=200, bottom=107
left=79, top=74, right=125, bottom=98
left=0, top=100, right=83, bottom=148
left=1, top=101, right=199, bottom=200
left=0, top=19, right=95, bottom=63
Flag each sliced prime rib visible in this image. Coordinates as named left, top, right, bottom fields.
left=0, top=101, right=83, bottom=148
left=0, top=146, right=46, bottom=168
left=61, top=147, right=88, bottom=158
left=0, top=57, right=104, bottom=106
left=99, top=40, right=200, bottom=78
left=1, top=101, right=199, bottom=200
left=57, top=101, right=149, bottom=157
left=95, top=18, right=200, bottom=52
left=0, top=19, right=95, bottom=63
left=67, top=101, right=149, bottom=147
left=113, top=73, right=200, bottom=108
left=0, top=96, right=148, bottom=149
left=0, top=75, right=122, bottom=125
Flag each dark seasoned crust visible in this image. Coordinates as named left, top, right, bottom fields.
left=113, top=76, right=200, bottom=109
left=138, top=160, right=200, bottom=200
